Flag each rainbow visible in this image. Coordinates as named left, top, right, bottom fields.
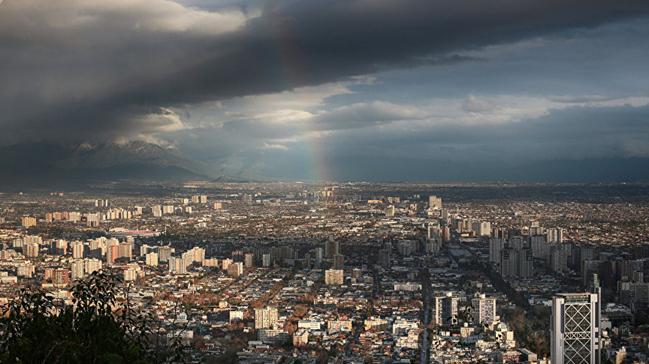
left=268, top=14, right=331, bottom=182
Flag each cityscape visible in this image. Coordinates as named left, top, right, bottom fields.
left=1, top=183, right=649, bottom=363
left=2, top=0, right=649, bottom=363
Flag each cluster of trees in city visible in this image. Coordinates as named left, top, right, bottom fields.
left=0, top=271, right=183, bottom=363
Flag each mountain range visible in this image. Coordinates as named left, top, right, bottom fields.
left=2, top=141, right=649, bottom=187
left=0, top=141, right=211, bottom=187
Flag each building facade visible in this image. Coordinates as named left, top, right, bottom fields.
left=551, top=292, right=601, bottom=364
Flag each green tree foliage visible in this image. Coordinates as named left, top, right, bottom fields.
left=0, top=271, right=182, bottom=364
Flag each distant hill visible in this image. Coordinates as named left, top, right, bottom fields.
left=0, top=141, right=211, bottom=187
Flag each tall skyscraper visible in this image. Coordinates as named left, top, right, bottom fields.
left=551, top=292, right=601, bottom=364
left=425, top=237, right=441, bottom=255
left=325, top=239, right=339, bottom=259
left=497, top=236, right=533, bottom=279
left=531, top=235, right=549, bottom=260
left=489, top=238, right=504, bottom=266
left=378, top=246, right=391, bottom=269
left=314, top=247, right=323, bottom=266
left=550, top=246, right=569, bottom=273
left=333, top=253, right=344, bottom=269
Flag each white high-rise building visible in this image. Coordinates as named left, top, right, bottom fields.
left=434, top=292, right=458, bottom=326
left=24, top=242, right=40, bottom=258
left=227, top=262, right=244, bottom=277
left=85, top=213, right=101, bottom=227
left=151, top=205, right=162, bottom=217
left=254, top=307, right=279, bottom=329
left=244, top=253, right=254, bottom=268
left=118, top=242, right=133, bottom=261
left=95, top=199, right=109, bottom=207
left=71, top=259, right=85, bottom=280
left=186, top=247, right=205, bottom=265
left=262, top=253, right=271, bottom=267
left=17, top=263, right=35, bottom=278
left=551, top=292, right=601, bottom=364
left=157, top=246, right=173, bottom=262
left=472, top=294, right=497, bottom=325
left=169, top=256, right=187, bottom=274
left=140, top=244, right=150, bottom=257
left=480, top=221, right=492, bottom=236
left=428, top=195, right=442, bottom=209
left=220, top=258, right=233, bottom=271
left=191, top=195, right=208, bottom=204
left=324, top=269, right=344, bottom=285
left=124, top=267, right=139, bottom=281
left=547, top=228, right=565, bottom=243
left=472, top=221, right=491, bottom=236
left=72, top=241, right=85, bottom=259
left=84, top=258, right=103, bottom=275
left=145, top=252, right=159, bottom=267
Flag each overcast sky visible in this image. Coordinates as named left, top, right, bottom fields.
left=2, top=0, right=649, bottom=181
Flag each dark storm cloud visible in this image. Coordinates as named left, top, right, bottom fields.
left=153, top=0, right=649, bottom=103
left=1, top=0, right=649, bottom=143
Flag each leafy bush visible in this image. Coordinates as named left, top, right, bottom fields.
left=0, top=271, right=183, bottom=363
